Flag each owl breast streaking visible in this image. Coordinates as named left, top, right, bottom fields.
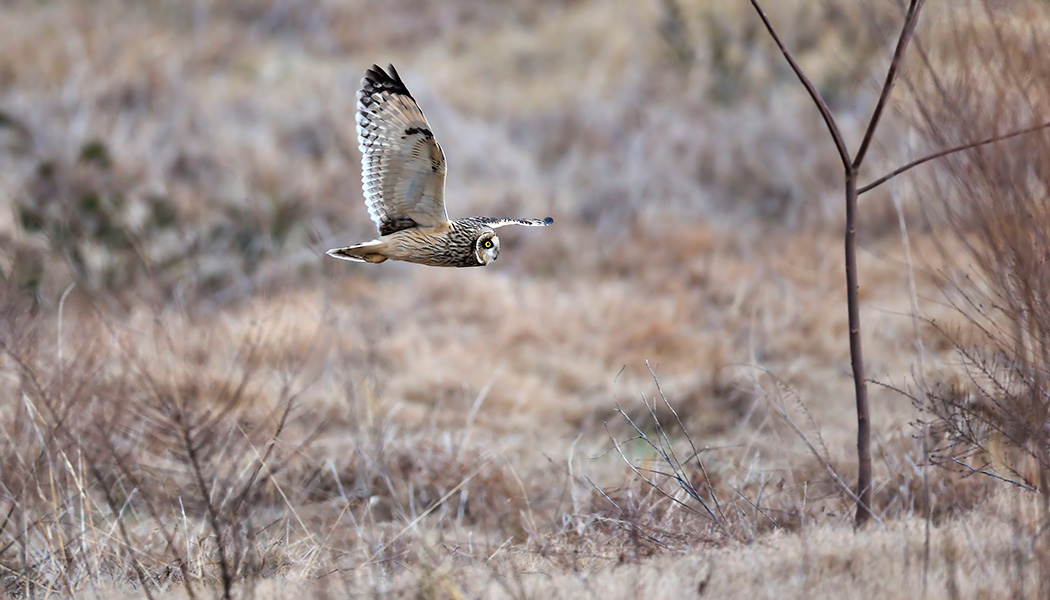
left=326, top=64, right=553, bottom=267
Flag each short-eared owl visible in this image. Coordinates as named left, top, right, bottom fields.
left=326, top=64, right=553, bottom=267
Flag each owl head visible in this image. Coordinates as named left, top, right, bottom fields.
left=474, top=230, right=500, bottom=265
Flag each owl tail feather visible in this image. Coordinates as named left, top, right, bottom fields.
left=326, top=240, right=388, bottom=263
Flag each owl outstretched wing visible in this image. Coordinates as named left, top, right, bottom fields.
left=474, top=217, right=554, bottom=229
left=357, top=64, right=449, bottom=236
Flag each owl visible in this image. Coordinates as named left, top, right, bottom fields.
left=326, top=64, right=553, bottom=267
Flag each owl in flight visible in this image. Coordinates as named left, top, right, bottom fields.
left=326, top=64, right=553, bottom=267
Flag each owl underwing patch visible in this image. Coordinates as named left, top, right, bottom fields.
left=379, top=217, right=419, bottom=236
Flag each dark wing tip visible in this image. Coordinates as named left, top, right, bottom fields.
left=361, top=64, right=413, bottom=99
left=543, top=217, right=554, bottom=225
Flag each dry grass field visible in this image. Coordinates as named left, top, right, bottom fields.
left=1, top=0, right=1049, bottom=598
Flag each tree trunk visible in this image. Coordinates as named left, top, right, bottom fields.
left=844, top=170, right=873, bottom=525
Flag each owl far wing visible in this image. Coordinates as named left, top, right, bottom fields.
left=357, top=64, right=449, bottom=236
left=479, top=217, right=554, bottom=229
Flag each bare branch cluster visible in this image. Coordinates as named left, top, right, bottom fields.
left=908, top=1, right=1050, bottom=513
left=0, top=303, right=308, bottom=598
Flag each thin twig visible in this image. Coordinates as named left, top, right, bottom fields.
left=727, top=483, right=779, bottom=530
left=859, top=120, right=1050, bottom=194
left=177, top=409, right=234, bottom=600
left=605, top=416, right=715, bottom=522
left=949, top=457, right=1037, bottom=492
left=645, top=362, right=732, bottom=530
left=584, top=476, right=669, bottom=549
left=363, top=455, right=495, bottom=565
left=922, top=424, right=931, bottom=597
left=56, top=282, right=76, bottom=395
left=853, top=0, right=926, bottom=168
left=773, top=403, right=885, bottom=526
left=87, top=467, right=156, bottom=600
left=748, top=0, right=851, bottom=170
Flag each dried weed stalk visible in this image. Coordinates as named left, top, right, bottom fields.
left=601, top=363, right=766, bottom=546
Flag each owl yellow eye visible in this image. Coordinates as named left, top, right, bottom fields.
left=483, top=240, right=493, bottom=249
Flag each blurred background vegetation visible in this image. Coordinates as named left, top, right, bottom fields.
left=0, top=0, right=913, bottom=306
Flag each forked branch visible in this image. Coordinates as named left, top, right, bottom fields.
left=748, top=0, right=928, bottom=528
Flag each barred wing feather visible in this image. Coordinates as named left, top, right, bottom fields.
left=357, top=64, right=449, bottom=235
